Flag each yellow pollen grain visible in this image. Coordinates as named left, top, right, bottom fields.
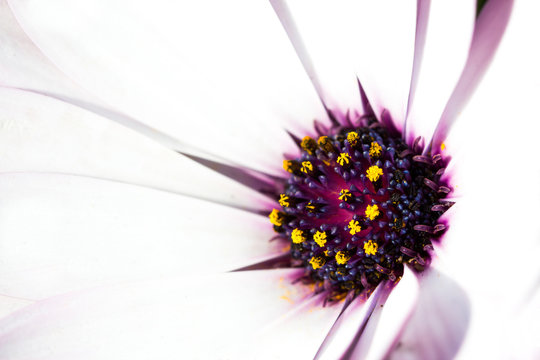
left=301, top=161, right=313, bottom=173
left=269, top=209, right=284, bottom=226
left=339, top=189, right=352, bottom=201
left=335, top=251, right=350, bottom=265
left=348, top=219, right=362, bottom=235
left=337, top=152, right=351, bottom=166
left=369, top=142, right=382, bottom=157
left=313, top=231, right=327, bottom=247
left=441, top=142, right=446, bottom=151
left=291, top=228, right=306, bottom=244
left=301, top=136, right=317, bottom=155
left=305, top=202, right=315, bottom=212
left=364, top=240, right=378, bottom=256
left=366, top=165, right=383, bottom=182
left=309, top=256, right=325, bottom=270
left=278, top=194, right=290, bottom=207
left=365, top=204, right=380, bottom=220
left=347, top=131, right=359, bottom=146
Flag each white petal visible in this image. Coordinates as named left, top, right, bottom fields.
left=0, top=87, right=269, bottom=210
left=0, top=270, right=316, bottom=359
left=0, top=173, right=283, bottom=300
left=232, top=294, right=342, bottom=359
left=0, top=295, right=33, bottom=319
left=386, top=267, right=470, bottom=360
left=7, top=0, right=328, bottom=174
left=278, top=1, right=416, bottom=129
left=405, top=1, right=476, bottom=146
left=353, top=1, right=417, bottom=129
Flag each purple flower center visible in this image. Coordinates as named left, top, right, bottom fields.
left=269, top=115, right=452, bottom=301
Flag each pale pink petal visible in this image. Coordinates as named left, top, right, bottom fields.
left=0, top=87, right=269, bottom=210
left=0, top=173, right=284, bottom=300
left=7, top=0, right=328, bottom=175
left=405, top=1, right=476, bottom=147
left=0, top=295, right=33, bottom=319
left=0, top=270, right=316, bottom=359
left=386, top=267, right=470, bottom=360
left=431, top=0, right=514, bottom=151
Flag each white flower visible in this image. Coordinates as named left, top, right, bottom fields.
left=0, top=0, right=538, bottom=359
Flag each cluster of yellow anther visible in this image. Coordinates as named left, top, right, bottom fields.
left=269, top=209, right=284, bottom=226
left=283, top=160, right=295, bottom=173
left=369, top=142, right=382, bottom=157
left=318, top=136, right=334, bottom=153
left=301, top=136, right=317, bottom=155
left=363, top=240, right=378, bottom=256
left=313, top=231, right=327, bottom=247
left=348, top=219, right=362, bottom=235
left=335, top=251, right=351, bottom=265
left=337, top=152, right=351, bottom=166
left=291, top=229, right=305, bottom=244
left=305, top=202, right=315, bottom=212
left=278, top=194, right=290, bottom=207
left=338, top=189, right=352, bottom=201
left=301, top=161, right=313, bottom=174
left=365, top=204, right=380, bottom=220
left=309, top=255, right=325, bottom=270
left=347, top=131, right=359, bottom=146
left=366, top=165, right=383, bottom=182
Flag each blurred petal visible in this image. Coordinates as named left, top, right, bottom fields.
left=405, top=0, right=476, bottom=146
left=386, top=267, right=470, bottom=360
left=7, top=0, right=328, bottom=174
left=0, top=270, right=316, bottom=359
left=0, top=295, right=33, bottom=319
left=0, top=87, right=269, bottom=211
left=0, top=173, right=285, bottom=300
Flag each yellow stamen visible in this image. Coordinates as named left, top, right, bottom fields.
left=365, top=204, right=380, bottom=220
left=335, top=251, right=351, bottom=265
left=313, top=231, right=327, bottom=247
left=348, top=219, right=362, bottom=235
left=366, top=165, right=383, bottom=182
left=363, top=240, right=378, bottom=256
left=291, top=228, right=306, bottom=244
left=318, top=136, right=334, bottom=152
left=301, top=136, right=317, bottom=155
left=269, top=209, right=284, bottom=226
left=301, top=161, right=313, bottom=173
left=339, top=189, right=352, bottom=201
left=278, top=194, right=290, bottom=207
left=305, top=202, right=315, bottom=212
left=369, top=142, right=382, bottom=157
left=347, top=131, right=359, bottom=146
left=337, top=152, right=351, bottom=166
left=309, top=256, right=325, bottom=270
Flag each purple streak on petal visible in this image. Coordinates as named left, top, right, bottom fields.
left=385, top=268, right=470, bottom=360
left=180, top=152, right=282, bottom=198
left=404, top=0, right=430, bottom=143
left=357, top=78, right=375, bottom=118
left=230, top=253, right=292, bottom=272
left=269, top=0, right=339, bottom=127
left=286, top=130, right=302, bottom=148
left=314, top=282, right=393, bottom=359
left=430, top=0, right=514, bottom=152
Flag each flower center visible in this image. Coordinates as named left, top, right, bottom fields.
left=269, top=116, right=452, bottom=301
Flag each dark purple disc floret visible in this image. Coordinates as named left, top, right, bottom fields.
left=269, top=115, right=452, bottom=302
